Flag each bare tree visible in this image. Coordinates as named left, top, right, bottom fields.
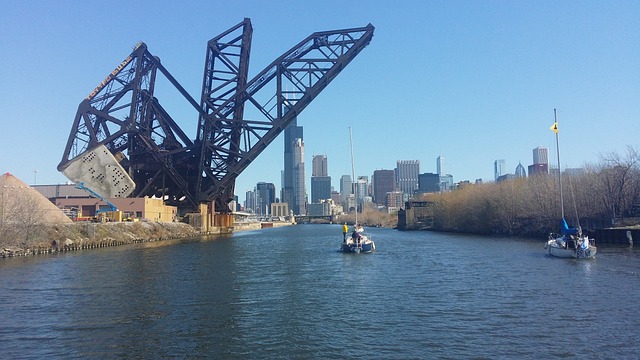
left=594, top=146, right=640, bottom=220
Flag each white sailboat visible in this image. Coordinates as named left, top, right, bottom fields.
left=545, top=109, right=596, bottom=259
left=341, top=127, right=375, bottom=254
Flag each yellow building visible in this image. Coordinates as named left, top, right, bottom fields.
left=55, top=197, right=177, bottom=223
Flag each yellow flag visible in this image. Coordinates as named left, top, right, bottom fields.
left=550, top=122, right=558, bottom=133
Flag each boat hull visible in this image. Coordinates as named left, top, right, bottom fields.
left=341, top=235, right=375, bottom=253
left=545, top=239, right=597, bottom=259
left=341, top=241, right=375, bottom=253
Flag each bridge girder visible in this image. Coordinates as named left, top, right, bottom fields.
left=58, top=19, right=374, bottom=213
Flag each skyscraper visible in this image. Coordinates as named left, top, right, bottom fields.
left=340, top=175, right=352, bottom=208
left=282, top=118, right=306, bottom=215
left=245, top=189, right=256, bottom=213
left=515, top=162, right=527, bottom=178
left=533, top=146, right=548, bottom=165
left=418, top=173, right=440, bottom=193
left=292, top=138, right=306, bottom=215
left=373, top=169, right=395, bottom=205
left=436, top=155, right=444, bottom=176
left=312, top=155, right=328, bottom=176
left=494, top=159, right=505, bottom=181
left=311, top=176, right=332, bottom=203
left=440, top=174, right=454, bottom=192
left=356, top=176, right=368, bottom=206
left=396, top=160, right=419, bottom=198
left=256, top=182, right=276, bottom=216
left=529, top=146, right=549, bottom=175
left=311, top=154, right=331, bottom=204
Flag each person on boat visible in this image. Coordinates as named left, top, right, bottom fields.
left=342, top=223, right=349, bottom=242
left=351, top=229, right=362, bottom=245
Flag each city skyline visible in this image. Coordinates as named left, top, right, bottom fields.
left=1, top=1, right=637, bottom=200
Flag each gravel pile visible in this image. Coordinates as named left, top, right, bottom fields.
left=0, top=172, right=72, bottom=224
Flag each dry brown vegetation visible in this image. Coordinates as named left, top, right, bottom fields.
left=421, top=146, right=640, bottom=236
left=337, top=206, right=398, bottom=228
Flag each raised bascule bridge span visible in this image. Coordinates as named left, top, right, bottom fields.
left=57, top=18, right=374, bottom=231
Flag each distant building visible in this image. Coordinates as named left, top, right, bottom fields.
left=339, top=175, right=352, bottom=205
left=373, top=170, right=395, bottom=205
left=232, top=195, right=239, bottom=212
left=515, top=162, right=527, bottom=178
left=396, top=160, right=419, bottom=198
left=436, top=155, right=444, bottom=176
left=386, top=190, right=404, bottom=210
left=417, top=173, right=440, bottom=193
left=533, top=146, right=549, bottom=166
left=245, top=189, right=256, bottom=213
left=311, top=154, right=331, bottom=204
left=256, top=182, right=276, bottom=216
left=271, top=202, right=289, bottom=218
left=356, top=176, right=369, bottom=205
left=282, top=118, right=306, bottom=215
left=497, top=174, right=517, bottom=182
left=440, top=174, right=454, bottom=192
left=312, top=155, right=328, bottom=176
left=292, top=138, right=306, bottom=215
left=311, top=176, right=332, bottom=203
left=307, top=201, right=331, bottom=216
left=346, top=193, right=356, bottom=213
left=528, top=163, right=548, bottom=176
left=494, top=159, right=505, bottom=181
left=528, top=146, right=549, bottom=176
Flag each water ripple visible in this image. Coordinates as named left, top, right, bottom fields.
left=1, top=225, right=639, bottom=358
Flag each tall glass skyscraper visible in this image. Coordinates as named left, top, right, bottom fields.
left=311, top=155, right=331, bottom=204
left=282, top=118, right=306, bottom=215
left=256, top=182, right=276, bottom=216
left=340, top=175, right=352, bottom=207
left=436, top=156, right=443, bottom=176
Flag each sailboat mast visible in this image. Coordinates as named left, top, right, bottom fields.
left=554, top=108, right=565, bottom=220
left=349, top=126, right=357, bottom=225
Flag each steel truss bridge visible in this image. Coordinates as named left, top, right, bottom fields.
left=58, top=18, right=374, bottom=214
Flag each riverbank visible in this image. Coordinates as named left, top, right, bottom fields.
left=1, top=222, right=199, bottom=258
left=1, top=220, right=297, bottom=258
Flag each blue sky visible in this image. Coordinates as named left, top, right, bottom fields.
left=1, top=1, right=638, bottom=199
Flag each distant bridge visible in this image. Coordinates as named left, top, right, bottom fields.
left=58, top=18, right=374, bottom=217
left=294, top=215, right=335, bottom=223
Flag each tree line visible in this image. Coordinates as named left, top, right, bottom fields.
left=418, top=146, right=640, bottom=237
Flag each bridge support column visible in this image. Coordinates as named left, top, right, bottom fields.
left=196, top=203, right=211, bottom=233
left=214, top=213, right=234, bottom=228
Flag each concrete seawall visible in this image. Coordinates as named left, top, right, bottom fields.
left=588, top=228, right=639, bottom=245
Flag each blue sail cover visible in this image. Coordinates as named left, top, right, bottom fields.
left=560, top=219, right=579, bottom=236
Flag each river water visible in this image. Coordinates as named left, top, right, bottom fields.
left=1, top=225, right=639, bottom=359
